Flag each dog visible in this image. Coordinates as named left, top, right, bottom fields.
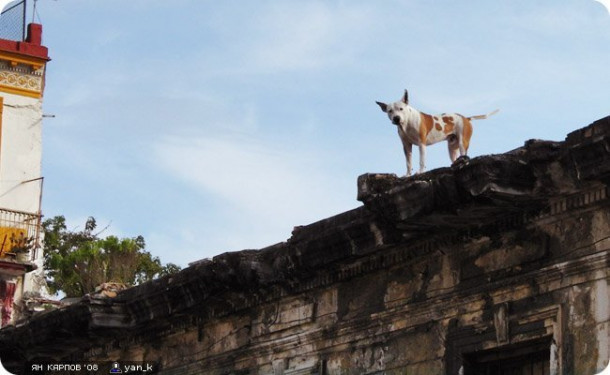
left=376, top=90, right=498, bottom=176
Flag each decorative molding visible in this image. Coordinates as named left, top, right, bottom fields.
left=0, top=71, right=43, bottom=98
left=0, top=51, right=46, bottom=72
left=547, top=185, right=608, bottom=216
left=0, top=54, right=45, bottom=98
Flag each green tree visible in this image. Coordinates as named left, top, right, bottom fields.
left=43, top=215, right=180, bottom=297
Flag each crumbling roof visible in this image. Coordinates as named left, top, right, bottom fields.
left=0, top=116, right=609, bottom=363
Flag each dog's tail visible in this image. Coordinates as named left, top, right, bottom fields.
left=468, top=109, right=499, bottom=120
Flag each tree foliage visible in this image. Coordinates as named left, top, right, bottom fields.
left=43, top=216, right=180, bottom=297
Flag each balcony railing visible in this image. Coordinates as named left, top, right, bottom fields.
left=0, top=207, right=41, bottom=262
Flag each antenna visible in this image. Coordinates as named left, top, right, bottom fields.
left=32, top=0, right=56, bottom=25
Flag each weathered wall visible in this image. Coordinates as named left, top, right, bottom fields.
left=0, top=93, right=43, bottom=214
left=0, top=117, right=609, bottom=375
left=83, top=204, right=609, bottom=375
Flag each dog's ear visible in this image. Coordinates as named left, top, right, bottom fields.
left=376, top=101, right=388, bottom=112
left=402, top=90, right=409, bottom=104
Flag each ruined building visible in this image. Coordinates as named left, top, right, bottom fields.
left=0, top=116, right=609, bottom=374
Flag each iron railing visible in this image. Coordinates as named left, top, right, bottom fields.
left=0, top=207, right=41, bottom=262
left=0, top=0, right=26, bottom=42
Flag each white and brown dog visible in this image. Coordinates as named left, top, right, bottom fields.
left=376, top=90, right=498, bottom=176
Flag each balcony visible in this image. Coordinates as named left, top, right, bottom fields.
left=0, top=207, right=40, bottom=268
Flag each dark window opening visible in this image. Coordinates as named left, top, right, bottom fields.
left=463, top=339, right=551, bottom=375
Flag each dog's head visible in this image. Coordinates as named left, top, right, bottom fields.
left=376, top=90, right=409, bottom=126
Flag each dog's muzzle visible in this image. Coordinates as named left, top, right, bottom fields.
left=392, top=116, right=401, bottom=125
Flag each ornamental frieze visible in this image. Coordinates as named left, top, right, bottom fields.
left=0, top=58, right=45, bottom=98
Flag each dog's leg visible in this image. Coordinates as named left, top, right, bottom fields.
left=418, top=144, right=426, bottom=173
left=459, top=117, right=473, bottom=156
left=448, top=136, right=459, bottom=162
left=403, top=142, right=413, bottom=176
left=398, top=128, right=413, bottom=176
left=458, top=139, right=467, bottom=156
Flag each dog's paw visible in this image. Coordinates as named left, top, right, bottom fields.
left=451, top=155, right=471, bottom=170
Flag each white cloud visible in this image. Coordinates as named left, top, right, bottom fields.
left=149, top=129, right=359, bottom=261
left=507, top=1, right=610, bottom=37
left=153, top=132, right=352, bottom=223
left=251, top=3, right=341, bottom=70
left=205, top=1, right=377, bottom=73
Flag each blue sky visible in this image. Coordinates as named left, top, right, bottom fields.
left=26, top=0, right=610, bottom=267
